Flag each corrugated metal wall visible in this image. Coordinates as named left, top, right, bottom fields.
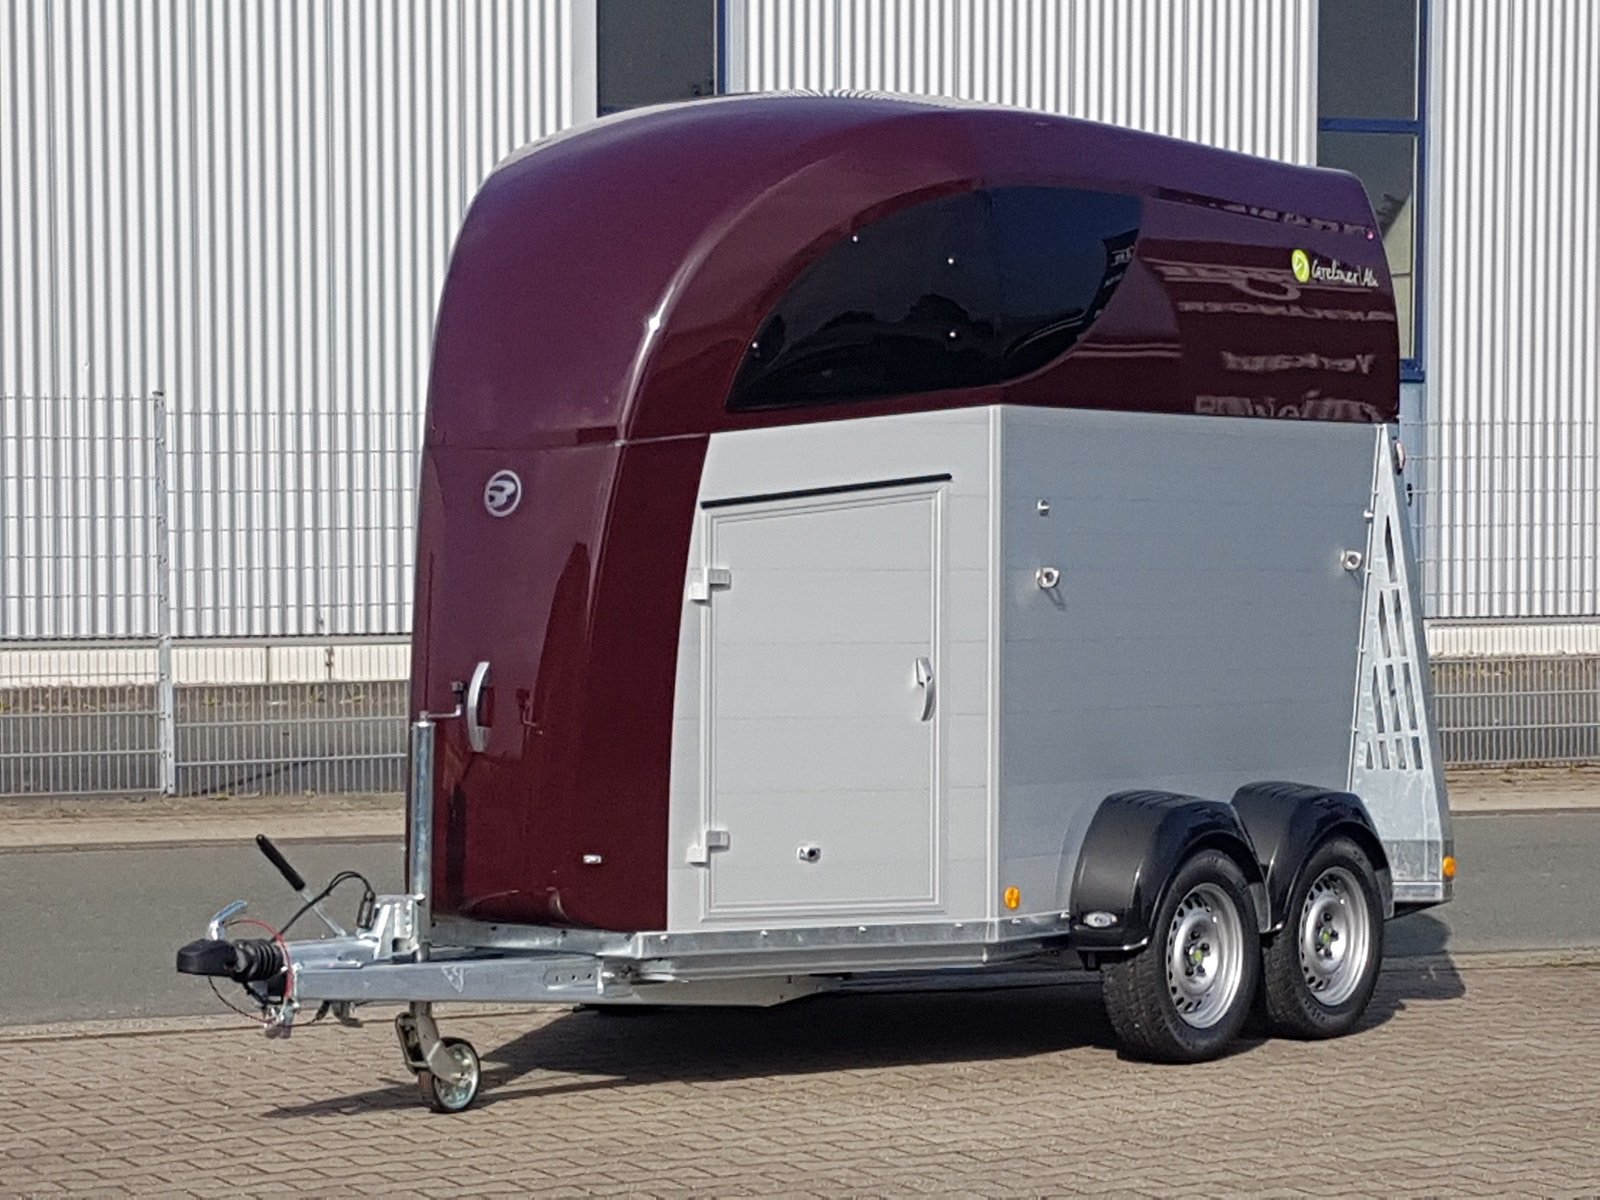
left=1423, top=0, right=1600, bottom=620
left=0, top=394, right=165, bottom=639
left=728, top=0, right=1317, bottom=163
left=0, top=0, right=594, bottom=639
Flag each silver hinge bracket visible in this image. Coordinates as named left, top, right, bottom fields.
left=686, top=828, right=731, bottom=865
left=688, top=567, right=732, bottom=603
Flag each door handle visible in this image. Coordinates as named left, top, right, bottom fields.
left=465, top=660, right=491, bottom=753
left=915, top=656, right=935, bottom=722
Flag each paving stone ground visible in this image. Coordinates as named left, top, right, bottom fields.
left=2, top=962, right=1596, bottom=1197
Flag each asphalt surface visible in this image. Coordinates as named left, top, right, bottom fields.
left=1, top=812, right=1595, bottom=1027
left=0, top=839, right=403, bottom=1025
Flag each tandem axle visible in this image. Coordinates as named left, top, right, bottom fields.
left=177, top=719, right=1433, bottom=1113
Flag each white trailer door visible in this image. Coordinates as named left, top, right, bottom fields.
left=699, top=482, right=943, bottom=920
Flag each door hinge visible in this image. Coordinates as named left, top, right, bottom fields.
left=688, top=567, right=732, bottom=603
left=686, top=828, right=730, bottom=865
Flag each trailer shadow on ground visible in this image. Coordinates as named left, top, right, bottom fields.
left=1362, top=912, right=1469, bottom=1027
left=267, top=979, right=1115, bottom=1116
left=267, top=941, right=1468, bottom=1117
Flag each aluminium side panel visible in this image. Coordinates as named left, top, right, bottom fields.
left=666, top=408, right=996, bottom=932
left=996, top=408, right=1375, bottom=913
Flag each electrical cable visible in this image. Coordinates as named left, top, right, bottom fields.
left=279, top=870, right=376, bottom=937
left=208, top=976, right=270, bottom=1025
left=207, top=915, right=295, bottom=1023
left=202, top=873, right=378, bottom=1024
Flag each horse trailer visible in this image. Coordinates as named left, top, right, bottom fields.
left=179, top=94, right=1453, bottom=1112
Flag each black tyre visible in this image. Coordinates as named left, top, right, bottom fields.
left=1102, top=848, right=1262, bottom=1062
left=1261, top=836, right=1384, bottom=1039
left=418, top=1037, right=481, bottom=1113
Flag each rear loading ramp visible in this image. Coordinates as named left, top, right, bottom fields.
left=1349, top=428, right=1452, bottom=903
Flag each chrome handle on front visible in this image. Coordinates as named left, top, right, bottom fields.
left=915, top=656, right=936, bottom=722
left=464, top=660, right=491, bottom=753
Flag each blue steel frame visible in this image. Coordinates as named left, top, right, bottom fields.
left=715, top=0, right=729, bottom=94
left=1318, top=0, right=1429, bottom=383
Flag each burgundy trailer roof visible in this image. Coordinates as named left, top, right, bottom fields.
left=427, top=93, right=1399, bottom=450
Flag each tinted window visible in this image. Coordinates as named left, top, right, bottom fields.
left=729, top=187, right=1141, bottom=410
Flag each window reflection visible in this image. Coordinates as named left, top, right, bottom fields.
left=1319, top=132, right=1417, bottom=359
left=730, top=188, right=1141, bottom=410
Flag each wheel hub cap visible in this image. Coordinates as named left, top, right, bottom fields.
left=1165, top=882, right=1245, bottom=1029
left=1298, top=866, right=1372, bottom=1007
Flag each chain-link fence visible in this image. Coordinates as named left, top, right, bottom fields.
left=170, top=645, right=407, bottom=798
left=4, top=393, right=1600, bottom=795
left=1409, top=419, right=1600, bottom=621
left=1, top=395, right=171, bottom=795
left=0, top=644, right=164, bottom=795
left=1433, top=656, right=1600, bottom=766
left=1404, top=410, right=1600, bottom=766
left=1, top=394, right=407, bottom=799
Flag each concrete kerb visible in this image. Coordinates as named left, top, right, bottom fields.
left=1442, top=765, right=1600, bottom=814
left=0, top=792, right=406, bottom=851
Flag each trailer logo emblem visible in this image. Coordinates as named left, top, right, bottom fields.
left=483, top=469, right=522, bottom=518
left=1290, top=249, right=1312, bottom=284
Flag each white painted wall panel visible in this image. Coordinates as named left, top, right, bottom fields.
left=0, top=1, right=595, bottom=638
left=1423, top=0, right=1600, bottom=618
left=729, top=0, right=1317, bottom=162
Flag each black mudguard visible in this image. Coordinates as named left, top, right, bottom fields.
left=1068, top=790, right=1267, bottom=954
left=1229, top=781, right=1394, bottom=932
